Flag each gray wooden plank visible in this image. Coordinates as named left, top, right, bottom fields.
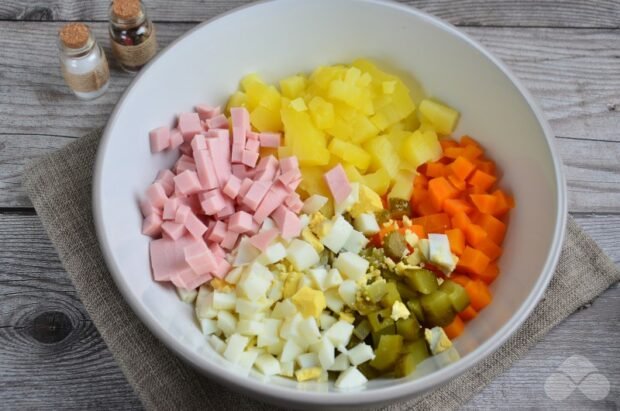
left=0, top=0, right=618, bottom=28
left=0, top=24, right=618, bottom=142
left=0, top=212, right=617, bottom=409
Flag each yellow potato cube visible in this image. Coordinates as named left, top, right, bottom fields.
left=350, top=115, right=380, bottom=144
left=250, top=106, right=283, bottom=132
left=419, top=99, right=460, bottom=135
left=388, top=170, right=416, bottom=200
left=343, top=164, right=364, bottom=183
left=328, top=138, right=371, bottom=171
left=402, top=129, right=442, bottom=168
left=363, top=135, right=400, bottom=178
left=226, top=91, right=247, bottom=112
left=290, top=97, right=308, bottom=112
left=350, top=184, right=384, bottom=217
left=308, top=96, right=335, bottom=129
left=363, top=168, right=391, bottom=195
left=385, top=129, right=412, bottom=153
left=280, top=75, right=307, bottom=99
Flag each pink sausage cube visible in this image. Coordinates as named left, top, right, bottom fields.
left=140, top=198, right=161, bottom=218
left=231, top=163, right=247, bottom=179
left=249, top=228, right=279, bottom=252
left=222, top=175, right=242, bottom=199
left=258, top=132, right=281, bottom=148
left=156, top=169, right=175, bottom=188
left=285, top=192, right=304, bottom=214
left=206, top=137, right=231, bottom=187
left=185, top=211, right=208, bottom=239
left=162, top=197, right=179, bottom=220
left=174, top=203, right=191, bottom=224
left=246, top=131, right=259, bottom=141
left=196, top=104, right=221, bottom=120
left=184, top=240, right=218, bottom=275
left=216, top=198, right=235, bottom=219
left=191, top=134, right=207, bottom=152
left=279, top=156, right=299, bottom=173
left=245, top=139, right=260, bottom=152
left=205, top=129, right=230, bottom=139
left=231, top=143, right=244, bottom=164
left=228, top=211, right=253, bottom=233
left=220, top=231, right=240, bottom=250
left=253, top=182, right=289, bottom=224
left=179, top=142, right=193, bottom=156
left=231, top=107, right=250, bottom=145
left=242, top=150, right=259, bottom=168
left=247, top=220, right=260, bottom=235
left=324, top=164, right=352, bottom=204
left=212, top=258, right=231, bottom=279
left=208, top=221, right=227, bottom=243
left=209, top=242, right=226, bottom=259
left=150, top=236, right=192, bottom=281
left=162, top=221, right=186, bottom=240
left=194, top=149, right=219, bottom=190
left=142, top=213, right=163, bottom=237
left=172, top=268, right=211, bottom=290
left=170, top=129, right=184, bottom=149
left=272, top=205, right=302, bottom=239
left=278, top=169, right=302, bottom=187
left=149, top=126, right=170, bottom=153
left=175, top=154, right=196, bottom=174
left=178, top=112, right=202, bottom=141
left=242, top=180, right=271, bottom=210
left=174, top=170, right=202, bottom=195
left=201, top=192, right=226, bottom=215
left=206, top=114, right=229, bottom=130
left=146, top=182, right=168, bottom=208
left=237, top=178, right=253, bottom=199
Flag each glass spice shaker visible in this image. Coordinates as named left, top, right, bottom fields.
left=109, top=0, right=158, bottom=73
left=58, top=23, right=110, bottom=100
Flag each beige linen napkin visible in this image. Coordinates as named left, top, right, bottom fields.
left=23, top=130, right=619, bottom=410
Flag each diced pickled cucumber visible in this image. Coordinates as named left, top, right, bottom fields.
left=420, top=291, right=456, bottom=327
left=394, top=353, right=417, bottom=378
left=369, top=335, right=403, bottom=371
left=439, top=280, right=471, bottom=312
left=396, top=317, right=421, bottom=341
left=371, top=324, right=396, bottom=347
left=400, top=339, right=430, bottom=365
left=358, top=362, right=382, bottom=379
left=375, top=209, right=391, bottom=225
left=388, top=198, right=411, bottom=219
left=384, top=231, right=407, bottom=260
left=396, top=282, right=418, bottom=300
left=367, top=308, right=395, bottom=332
left=380, top=282, right=402, bottom=308
left=404, top=269, right=438, bottom=294
left=406, top=299, right=425, bottom=323
left=353, top=318, right=372, bottom=340
left=366, top=280, right=388, bottom=303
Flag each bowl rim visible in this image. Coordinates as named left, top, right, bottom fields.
left=93, top=0, right=568, bottom=406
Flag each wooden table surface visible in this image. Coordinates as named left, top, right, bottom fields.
left=0, top=1, right=618, bottom=409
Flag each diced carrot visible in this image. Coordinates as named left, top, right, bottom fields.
left=476, top=160, right=496, bottom=175
left=475, top=213, right=507, bottom=245
left=465, top=224, right=487, bottom=247
left=415, top=197, right=440, bottom=216
left=446, top=228, right=465, bottom=255
left=444, top=146, right=465, bottom=159
left=476, top=238, right=502, bottom=261
left=411, top=187, right=427, bottom=206
left=491, top=189, right=514, bottom=216
left=451, top=211, right=472, bottom=232
left=447, top=174, right=467, bottom=191
left=428, top=177, right=459, bottom=210
left=440, top=139, right=459, bottom=151
left=467, top=185, right=487, bottom=195
left=462, top=144, right=483, bottom=161
left=408, top=224, right=426, bottom=239
left=465, top=280, right=493, bottom=310
left=443, top=198, right=473, bottom=216
left=470, top=194, right=497, bottom=214
left=426, top=162, right=447, bottom=178
left=458, top=305, right=478, bottom=321
left=457, top=246, right=491, bottom=276
left=443, top=316, right=465, bottom=339
left=476, top=262, right=500, bottom=284
left=468, top=169, right=497, bottom=191
left=414, top=174, right=428, bottom=189
left=450, top=273, right=471, bottom=287
left=460, top=135, right=481, bottom=148
left=412, top=213, right=451, bottom=234
left=449, top=156, right=476, bottom=181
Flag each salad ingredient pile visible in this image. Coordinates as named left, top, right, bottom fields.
left=141, top=60, right=514, bottom=388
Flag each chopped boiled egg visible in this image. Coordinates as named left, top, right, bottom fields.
left=425, top=326, right=453, bottom=355
left=320, top=215, right=354, bottom=253
left=334, top=252, right=369, bottom=281
left=335, top=366, right=368, bottom=389
left=349, top=184, right=383, bottom=218
left=390, top=300, right=410, bottom=321
left=291, top=287, right=326, bottom=318
left=353, top=212, right=380, bottom=235
left=428, top=233, right=457, bottom=273
left=286, top=239, right=320, bottom=270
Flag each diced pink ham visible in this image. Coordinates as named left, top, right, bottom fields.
left=194, top=149, right=219, bottom=190
left=140, top=198, right=161, bottom=218
left=249, top=228, right=279, bottom=252
left=149, top=126, right=170, bottom=152
left=216, top=198, right=235, bottom=219
left=242, top=150, right=259, bottom=168
left=278, top=169, right=302, bottom=187
left=242, top=180, right=271, bottom=210
left=185, top=211, right=208, bottom=239
left=231, top=164, right=248, bottom=179
left=155, top=169, right=175, bottom=194
left=246, top=131, right=259, bottom=140
left=150, top=235, right=195, bottom=281
left=174, top=170, right=202, bottom=195
left=175, top=154, right=196, bottom=174
left=280, top=156, right=299, bottom=173
left=231, top=143, right=244, bottom=164
left=162, top=197, right=179, bottom=220
left=246, top=139, right=260, bottom=152
left=201, top=190, right=226, bottom=215
left=170, top=129, right=184, bottom=149
left=272, top=205, right=301, bottom=239
left=285, top=192, right=304, bottom=214
left=206, top=114, right=229, bottom=130
left=172, top=268, right=211, bottom=290
left=231, top=107, right=250, bottom=147
left=178, top=113, right=202, bottom=141
left=162, top=221, right=186, bottom=240
left=220, top=231, right=240, bottom=250
left=196, top=105, right=221, bottom=120
left=254, top=156, right=278, bottom=181
left=142, top=213, right=162, bottom=237
left=324, top=164, right=352, bottom=204
left=258, top=132, right=281, bottom=148
left=179, top=142, right=193, bottom=156
left=205, top=129, right=229, bottom=139
left=209, top=242, right=226, bottom=259
left=247, top=220, right=260, bottom=235
left=237, top=178, right=253, bottom=199
left=253, top=182, right=289, bottom=223
left=207, top=137, right=231, bottom=187
left=191, top=134, right=207, bottom=152
left=208, top=221, right=227, bottom=243
left=146, top=182, right=168, bottom=208
left=212, top=258, right=231, bottom=279
left=228, top=211, right=253, bottom=233
left=184, top=240, right=218, bottom=275
left=174, top=204, right=191, bottom=224
left=222, top=175, right=242, bottom=199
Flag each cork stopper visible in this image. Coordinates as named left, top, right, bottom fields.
left=59, top=23, right=91, bottom=49
left=112, top=0, right=142, bottom=20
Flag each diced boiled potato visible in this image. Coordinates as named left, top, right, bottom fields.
left=328, top=138, right=371, bottom=171
left=363, top=135, right=400, bottom=178
left=255, top=354, right=281, bottom=376
left=226, top=91, right=247, bottom=112
left=216, top=311, right=237, bottom=338
left=419, top=99, right=460, bottom=135
left=195, top=286, right=217, bottom=319
left=350, top=114, right=380, bottom=144
left=388, top=170, right=416, bottom=200
left=281, top=105, right=330, bottom=166
left=280, top=75, right=307, bottom=99
left=176, top=287, right=197, bottom=303
left=362, top=168, right=391, bottom=196
left=402, top=129, right=442, bottom=168
left=251, top=106, right=283, bottom=132
left=335, top=367, right=368, bottom=389
left=354, top=213, right=380, bottom=235
left=343, top=163, right=364, bottom=183
left=209, top=335, right=227, bottom=354
left=223, top=334, right=249, bottom=363
left=199, top=318, right=218, bottom=336
left=334, top=252, right=369, bottom=281
left=286, top=239, right=320, bottom=270
left=308, top=96, right=336, bottom=129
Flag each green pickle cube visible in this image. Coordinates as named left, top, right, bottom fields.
left=421, top=290, right=456, bottom=327
left=370, top=334, right=404, bottom=371
left=439, top=279, right=471, bottom=312
left=404, top=269, right=438, bottom=294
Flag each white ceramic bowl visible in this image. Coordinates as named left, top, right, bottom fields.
left=93, top=0, right=567, bottom=408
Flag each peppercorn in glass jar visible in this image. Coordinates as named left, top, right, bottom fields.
left=109, top=0, right=158, bottom=73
